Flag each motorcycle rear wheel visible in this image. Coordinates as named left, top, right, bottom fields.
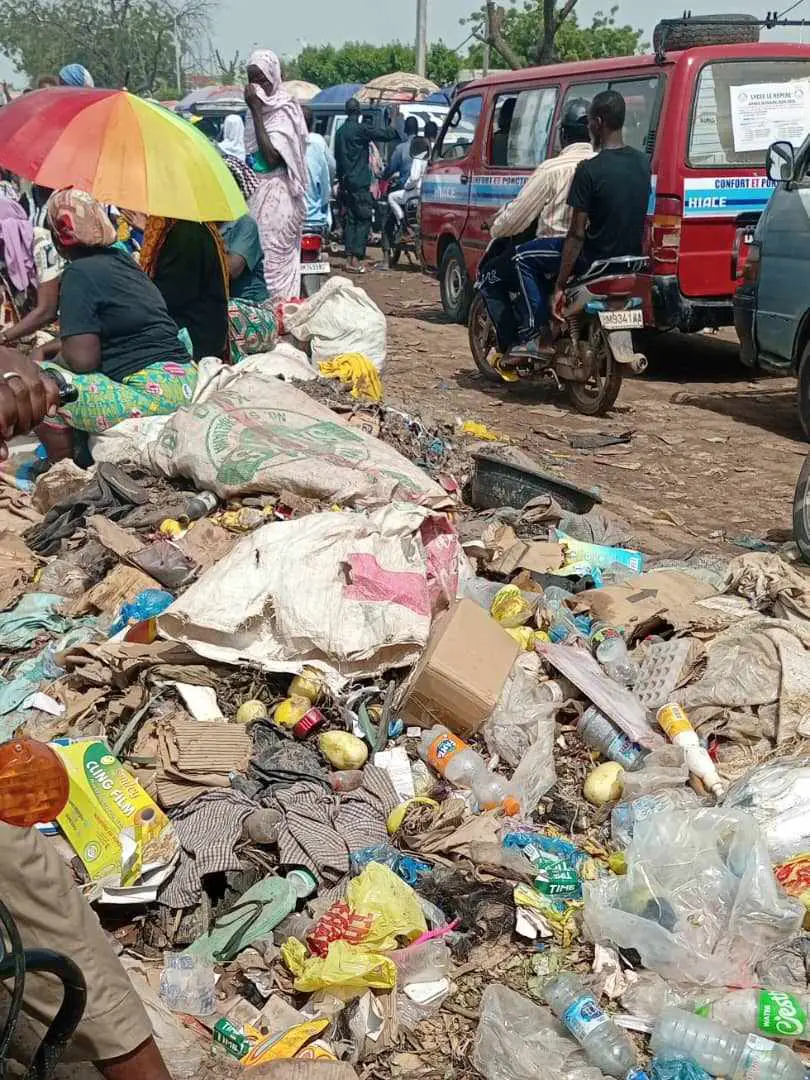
left=565, top=322, right=622, bottom=416
left=468, top=293, right=505, bottom=385
left=792, top=452, right=810, bottom=563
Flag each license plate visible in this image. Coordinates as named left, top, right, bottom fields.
left=598, top=309, right=643, bottom=330
left=303, top=261, right=331, bottom=275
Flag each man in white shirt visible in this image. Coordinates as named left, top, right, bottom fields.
left=388, top=136, right=429, bottom=230
left=479, top=99, right=594, bottom=354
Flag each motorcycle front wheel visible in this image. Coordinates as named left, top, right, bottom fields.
left=468, top=292, right=504, bottom=385
left=565, top=321, right=622, bottom=416
left=792, top=452, right=810, bottom=563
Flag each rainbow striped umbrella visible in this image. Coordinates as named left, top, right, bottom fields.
left=0, top=88, right=246, bottom=221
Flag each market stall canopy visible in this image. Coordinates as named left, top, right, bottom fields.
left=357, top=73, right=440, bottom=103
left=0, top=88, right=246, bottom=222
left=312, top=83, right=363, bottom=105
left=283, top=80, right=321, bottom=102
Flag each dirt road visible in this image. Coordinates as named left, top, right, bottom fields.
left=362, top=263, right=803, bottom=553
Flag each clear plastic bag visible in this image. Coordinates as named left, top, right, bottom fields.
left=472, top=985, right=604, bottom=1080
left=723, top=757, right=810, bottom=863
left=619, top=747, right=689, bottom=800
left=584, top=808, right=804, bottom=987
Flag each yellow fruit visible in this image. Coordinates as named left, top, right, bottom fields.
left=159, top=518, right=185, bottom=538
left=273, top=696, right=310, bottom=728
left=583, top=761, right=624, bottom=806
left=289, top=669, right=323, bottom=704
left=235, top=700, right=268, bottom=725
left=318, top=731, right=368, bottom=769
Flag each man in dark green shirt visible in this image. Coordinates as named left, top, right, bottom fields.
left=220, top=215, right=268, bottom=303
left=334, top=98, right=398, bottom=272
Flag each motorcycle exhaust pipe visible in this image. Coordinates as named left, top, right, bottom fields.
left=627, top=354, right=648, bottom=374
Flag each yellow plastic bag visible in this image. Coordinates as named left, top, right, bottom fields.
left=505, top=626, right=537, bottom=650
left=318, top=353, right=383, bottom=402
left=458, top=419, right=509, bottom=442
left=282, top=937, right=397, bottom=995
left=490, top=584, right=534, bottom=628
left=345, top=862, right=426, bottom=950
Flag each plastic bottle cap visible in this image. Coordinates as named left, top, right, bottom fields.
left=287, top=868, right=318, bottom=898
left=502, top=796, right=521, bottom=816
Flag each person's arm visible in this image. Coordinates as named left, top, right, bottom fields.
left=60, top=333, right=102, bottom=373
left=227, top=252, right=246, bottom=280
left=383, top=144, right=402, bottom=182
left=318, top=152, right=331, bottom=215
left=326, top=144, right=337, bottom=183
left=0, top=347, right=60, bottom=458
left=361, top=123, right=400, bottom=146
left=552, top=208, right=588, bottom=321
left=245, top=86, right=283, bottom=169
left=490, top=164, right=551, bottom=240
left=0, top=277, right=60, bottom=345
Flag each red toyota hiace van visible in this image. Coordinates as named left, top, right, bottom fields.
left=421, top=41, right=810, bottom=331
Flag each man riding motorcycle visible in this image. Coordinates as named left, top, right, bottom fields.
left=477, top=99, right=594, bottom=360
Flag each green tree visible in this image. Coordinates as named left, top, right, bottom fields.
left=0, top=0, right=212, bottom=93
left=285, top=40, right=460, bottom=90
left=465, top=1, right=644, bottom=68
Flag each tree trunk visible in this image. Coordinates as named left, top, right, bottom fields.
left=538, top=0, right=579, bottom=65
left=485, top=2, right=525, bottom=70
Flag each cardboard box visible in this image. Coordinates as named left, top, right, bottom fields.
left=401, top=598, right=521, bottom=735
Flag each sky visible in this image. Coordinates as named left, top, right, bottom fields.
left=2, top=0, right=809, bottom=84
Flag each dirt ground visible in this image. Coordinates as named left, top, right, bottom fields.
left=363, top=261, right=804, bottom=555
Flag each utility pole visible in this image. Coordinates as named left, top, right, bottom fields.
left=415, top=0, right=427, bottom=77
left=173, top=10, right=183, bottom=95
left=484, top=0, right=493, bottom=75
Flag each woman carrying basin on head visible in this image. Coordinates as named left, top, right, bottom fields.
left=26, top=189, right=196, bottom=462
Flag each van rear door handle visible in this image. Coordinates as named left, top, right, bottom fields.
left=460, top=173, right=470, bottom=185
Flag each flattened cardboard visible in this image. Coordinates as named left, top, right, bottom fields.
left=401, top=598, right=520, bottom=735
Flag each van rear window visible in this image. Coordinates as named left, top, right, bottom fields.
left=689, top=60, right=810, bottom=168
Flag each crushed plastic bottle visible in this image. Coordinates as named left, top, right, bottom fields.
left=695, top=988, right=810, bottom=1040
left=419, top=725, right=520, bottom=814
left=578, top=706, right=649, bottom=771
left=651, top=1007, right=806, bottom=1079
left=545, top=972, right=642, bottom=1078
left=159, top=953, right=216, bottom=1016
left=596, top=636, right=639, bottom=687
left=611, top=788, right=702, bottom=847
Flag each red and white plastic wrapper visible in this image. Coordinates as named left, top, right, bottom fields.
left=537, top=641, right=665, bottom=750
left=159, top=505, right=463, bottom=685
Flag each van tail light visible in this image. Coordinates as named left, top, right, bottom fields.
left=650, top=196, right=682, bottom=276
left=301, top=234, right=322, bottom=253
left=0, top=739, right=69, bottom=827
left=742, top=240, right=761, bottom=285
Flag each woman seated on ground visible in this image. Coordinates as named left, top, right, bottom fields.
left=29, top=188, right=195, bottom=462
left=139, top=216, right=229, bottom=362
left=219, top=156, right=278, bottom=362
left=0, top=195, right=62, bottom=347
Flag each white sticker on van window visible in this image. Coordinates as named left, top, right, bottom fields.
left=683, top=176, right=776, bottom=217
left=730, top=80, right=810, bottom=153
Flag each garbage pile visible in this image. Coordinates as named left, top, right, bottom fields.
left=4, top=300, right=810, bottom=1079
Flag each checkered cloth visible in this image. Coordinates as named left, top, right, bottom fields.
left=158, top=789, right=256, bottom=909
left=267, top=766, right=398, bottom=897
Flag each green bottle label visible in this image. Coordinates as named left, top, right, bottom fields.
left=757, top=991, right=806, bottom=1038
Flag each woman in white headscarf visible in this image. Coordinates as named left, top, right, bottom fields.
left=243, top=49, right=308, bottom=302
left=218, top=113, right=246, bottom=161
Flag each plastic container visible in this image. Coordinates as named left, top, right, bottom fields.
left=611, top=788, right=702, bottom=847
left=578, top=706, right=649, bottom=771
left=184, top=491, right=218, bottom=520
left=651, top=1007, right=806, bottom=1079
left=159, top=954, right=216, bottom=1017
left=696, top=989, right=810, bottom=1040
left=544, top=972, right=641, bottom=1077
left=596, top=636, right=638, bottom=687
left=656, top=704, right=725, bottom=798
left=419, top=725, right=520, bottom=814
left=391, top=939, right=451, bottom=985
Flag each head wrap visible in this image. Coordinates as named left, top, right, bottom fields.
left=218, top=114, right=246, bottom=161
left=222, top=154, right=259, bottom=199
left=244, top=49, right=307, bottom=198
left=47, top=189, right=116, bottom=248
left=58, top=64, right=94, bottom=88
left=0, top=199, right=35, bottom=291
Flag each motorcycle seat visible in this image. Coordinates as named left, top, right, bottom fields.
left=569, top=255, right=650, bottom=286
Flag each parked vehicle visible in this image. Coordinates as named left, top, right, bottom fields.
left=734, top=138, right=810, bottom=436
left=421, top=24, right=810, bottom=331
left=469, top=256, right=652, bottom=414
left=384, top=195, right=421, bottom=267
left=300, top=225, right=331, bottom=297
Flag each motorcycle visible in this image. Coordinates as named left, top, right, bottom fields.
left=468, top=256, right=652, bottom=416
left=299, top=224, right=331, bottom=298
left=384, top=196, right=421, bottom=268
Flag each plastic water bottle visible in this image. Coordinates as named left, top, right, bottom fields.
left=596, top=635, right=638, bottom=686
left=545, top=972, right=641, bottom=1078
left=651, top=1007, right=807, bottom=1079
left=696, top=988, right=810, bottom=1040
left=611, top=788, right=701, bottom=847
left=577, top=706, right=649, bottom=771
left=419, top=726, right=520, bottom=814
left=657, top=704, right=725, bottom=798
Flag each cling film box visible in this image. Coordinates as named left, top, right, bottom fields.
left=52, top=739, right=178, bottom=887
